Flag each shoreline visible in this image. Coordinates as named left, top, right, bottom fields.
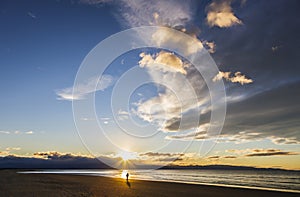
left=1, top=169, right=299, bottom=197
left=19, top=169, right=300, bottom=194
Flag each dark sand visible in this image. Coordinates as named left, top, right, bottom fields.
left=0, top=170, right=298, bottom=197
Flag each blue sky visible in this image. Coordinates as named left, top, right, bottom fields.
left=0, top=0, right=299, bottom=170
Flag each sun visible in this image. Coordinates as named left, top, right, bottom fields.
left=118, top=151, right=137, bottom=161
left=121, top=170, right=128, bottom=179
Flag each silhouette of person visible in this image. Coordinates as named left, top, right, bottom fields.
left=125, top=172, right=131, bottom=188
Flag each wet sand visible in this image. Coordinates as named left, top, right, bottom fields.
left=0, top=169, right=298, bottom=197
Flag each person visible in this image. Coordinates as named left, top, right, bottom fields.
left=126, top=172, right=129, bottom=180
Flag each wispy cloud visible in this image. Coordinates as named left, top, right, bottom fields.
left=0, top=130, right=36, bottom=135
left=245, top=149, right=298, bottom=157
left=118, top=109, right=130, bottom=121
left=206, top=0, right=242, bottom=28
left=271, top=45, right=281, bottom=52
left=56, top=75, right=113, bottom=101
left=0, top=131, right=10, bottom=134
left=5, top=147, right=21, bottom=151
left=82, top=0, right=194, bottom=28
left=27, top=12, right=36, bottom=19
left=151, top=27, right=203, bottom=56
left=226, top=148, right=299, bottom=157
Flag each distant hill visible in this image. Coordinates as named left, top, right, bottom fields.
left=0, top=155, right=111, bottom=169
left=1, top=155, right=299, bottom=172
left=160, top=164, right=299, bottom=172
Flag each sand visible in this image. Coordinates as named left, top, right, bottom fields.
left=0, top=169, right=298, bottom=197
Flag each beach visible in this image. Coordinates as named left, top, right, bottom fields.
left=0, top=170, right=298, bottom=197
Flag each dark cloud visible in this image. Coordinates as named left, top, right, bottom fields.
left=206, top=0, right=300, bottom=87
left=222, top=81, right=300, bottom=142
left=207, top=156, right=220, bottom=159
left=140, top=152, right=184, bottom=157
left=166, top=81, right=300, bottom=144
left=245, top=151, right=298, bottom=157
left=223, top=156, right=237, bottom=159
left=207, top=155, right=237, bottom=159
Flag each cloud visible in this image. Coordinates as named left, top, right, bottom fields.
left=80, top=0, right=114, bottom=5
left=226, top=148, right=299, bottom=158
left=82, top=0, right=194, bottom=28
left=25, top=130, right=34, bottom=135
left=213, top=71, right=253, bottom=85
left=139, top=51, right=189, bottom=75
left=151, top=27, right=203, bottom=56
left=33, top=151, right=93, bottom=160
left=223, top=156, right=237, bottom=159
left=203, top=40, right=216, bottom=53
left=80, top=0, right=297, bottom=146
left=271, top=45, right=281, bottom=52
left=135, top=50, right=214, bottom=133
left=140, top=152, right=184, bottom=157
left=118, top=109, right=130, bottom=121
left=0, top=130, right=35, bottom=135
left=5, top=147, right=21, bottom=151
left=220, top=81, right=300, bottom=144
left=161, top=81, right=300, bottom=144
left=165, top=124, right=209, bottom=140
left=207, top=156, right=220, bottom=159
left=117, top=0, right=194, bottom=28
left=56, top=75, right=113, bottom=101
left=81, top=0, right=203, bottom=56
left=27, top=12, right=36, bottom=19
left=206, top=0, right=242, bottom=28
left=270, top=137, right=299, bottom=145
left=245, top=149, right=298, bottom=157
left=138, top=152, right=185, bottom=163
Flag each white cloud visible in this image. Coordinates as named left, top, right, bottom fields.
left=151, top=27, right=203, bottom=56
left=56, top=75, right=113, bottom=101
left=118, top=109, right=130, bottom=121
left=213, top=71, right=253, bottom=85
left=270, top=137, right=300, bottom=145
left=139, top=51, right=189, bottom=75
left=206, top=0, right=242, bottom=28
left=0, top=130, right=36, bottom=135
left=134, top=53, right=210, bottom=132
left=25, top=130, right=34, bottom=135
left=6, top=147, right=21, bottom=151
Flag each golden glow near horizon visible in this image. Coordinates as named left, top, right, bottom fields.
left=121, top=170, right=128, bottom=179
left=118, top=151, right=137, bottom=161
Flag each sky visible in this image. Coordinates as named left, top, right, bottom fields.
left=0, top=0, right=299, bottom=170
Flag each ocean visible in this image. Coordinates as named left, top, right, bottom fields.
left=20, top=169, right=300, bottom=193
